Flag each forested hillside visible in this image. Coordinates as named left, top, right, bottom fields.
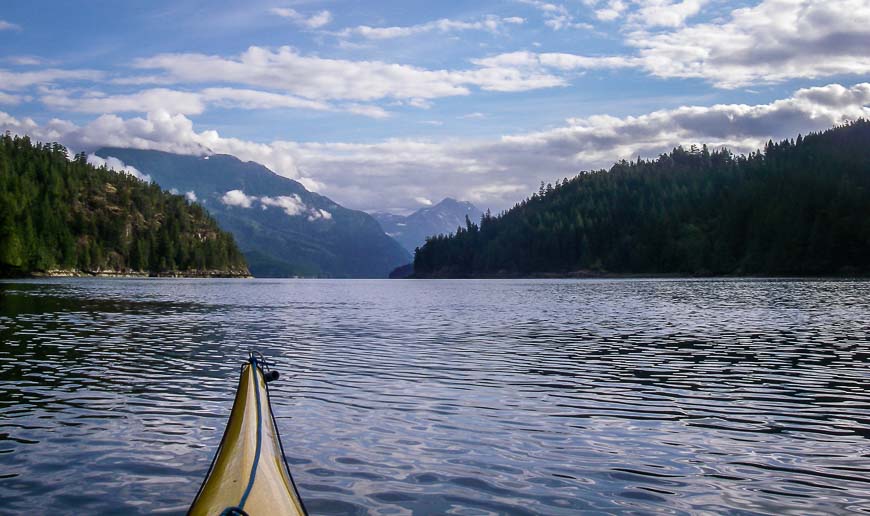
left=0, top=134, right=249, bottom=277
left=414, top=121, right=870, bottom=277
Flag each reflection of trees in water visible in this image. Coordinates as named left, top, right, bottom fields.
left=0, top=286, right=233, bottom=411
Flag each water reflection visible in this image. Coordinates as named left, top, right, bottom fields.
left=1, top=278, right=869, bottom=514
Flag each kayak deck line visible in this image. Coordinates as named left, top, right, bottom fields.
left=236, top=353, right=265, bottom=512
left=188, top=353, right=307, bottom=516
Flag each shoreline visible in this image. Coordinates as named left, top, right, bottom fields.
left=4, top=271, right=866, bottom=281
left=2, top=269, right=252, bottom=279
left=408, top=270, right=870, bottom=280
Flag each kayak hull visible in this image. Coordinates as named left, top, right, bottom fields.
left=189, top=357, right=306, bottom=516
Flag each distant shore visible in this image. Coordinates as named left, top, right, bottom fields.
left=2, top=268, right=252, bottom=279
left=410, top=270, right=687, bottom=280
left=408, top=269, right=868, bottom=280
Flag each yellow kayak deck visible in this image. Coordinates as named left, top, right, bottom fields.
left=189, top=354, right=307, bottom=516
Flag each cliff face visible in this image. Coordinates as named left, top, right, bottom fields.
left=0, top=135, right=250, bottom=278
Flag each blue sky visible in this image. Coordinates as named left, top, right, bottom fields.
left=1, top=0, right=869, bottom=212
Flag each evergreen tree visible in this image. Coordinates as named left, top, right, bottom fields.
left=0, top=133, right=249, bottom=277
left=414, top=121, right=870, bottom=277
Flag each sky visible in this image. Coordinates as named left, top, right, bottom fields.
left=1, top=0, right=869, bottom=214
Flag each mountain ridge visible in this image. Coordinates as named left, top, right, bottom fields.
left=96, top=148, right=410, bottom=278
left=373, top=197, right=482, bottom=254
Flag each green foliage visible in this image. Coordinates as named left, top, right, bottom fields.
left=0, top=133, right=249, bottom=276
left=414, top=121, right=870, bottom=277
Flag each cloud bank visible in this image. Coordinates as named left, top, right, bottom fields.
left=519, top=0, right=870, bottom=88
left=86, top=154, right=152, bottom=182
left=2, top=0, right=868, bottom=127
left=131, top=46, right=567, bottom=103
left=3, top=82, right=867, bottom=212
left=628, top=0, right=870, bottom=88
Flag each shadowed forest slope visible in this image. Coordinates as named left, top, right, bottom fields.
left=414, top=121, right=870, bottom=277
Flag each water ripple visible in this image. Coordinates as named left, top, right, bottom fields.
left=1, top=278, right=869, bottom=514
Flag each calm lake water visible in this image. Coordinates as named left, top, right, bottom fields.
left=1, top=278, right=869, bottom=515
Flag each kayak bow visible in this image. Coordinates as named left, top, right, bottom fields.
left=189, top=353, right=307, bottom=516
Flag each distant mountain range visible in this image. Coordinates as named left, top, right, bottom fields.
left=96, top=148, right=410, bottom=278
left=373, top=198, right=482, bottom=254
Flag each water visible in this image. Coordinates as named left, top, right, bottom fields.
left=1, top=278, right=869, bottom=515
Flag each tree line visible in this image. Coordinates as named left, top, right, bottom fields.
left=0, top=133, right=248, bottom=276
left=414, top=120, right=870, bottom=277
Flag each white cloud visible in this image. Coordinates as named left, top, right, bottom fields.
left=42, top=88, right=206, bottom=115
left=134, top=47, right=466, bottom=101
left=3, top=83, right=869, bottom=212
left=306, top=11, right=333, bottom=28
left=221, top=189, right=256, bottom=208
left=414, top=197, right=433, bottom=206
left=457, top=66, right=565, bottom=92
left=260, top=194, right=305, bottom=215
left=517, top=0, right=592, bottom=30
left=628, top=0, right=870, bottom=88
left=270, top=8, right=332, bottom=28
left=628, top=0, right=706, bottom=28
left=0, top=20, right=21, bottom=31
left=212, top=188, right=333, bottom=220
left=185, top=191, right=197, bottom=202
left=594, top=0, right=627, bottom=21
left=2, top=0, right=864, bottom=135
left=307, top=208, right=332, bottom=221
left=496, top=0, right=870, bottom=89
left=5, top=56, right=45, bottom=66
left=255, top=194, right=332, bottom=220
left=0, top=68, right=103, bottom=90
left=0, top=91, right=25, bottom=105
left=338, top=15, right=524, bottom=39
left=134, top=46, right=566, bottom=103
left=200, top=87, right=330, bottom=111
left=343, top=103, right=391, bottom=119
left=86, top=154, right=152, bottom=182
left=37, top=86, right=393, bottom=118
left=473, top=51, right=638, bottom=71
left=465, top=183, right=529, bottom=204
left=297, top=176, right=325, bottom=193
left=580, top=0, right=702, bottom=26
left=110, top=74, right=178, bottom=86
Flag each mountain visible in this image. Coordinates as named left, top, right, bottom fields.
left=414, top=121, right=870, bottom=277
left=95, top=148, right=410, bottom=278
left=0, top=134, right=248, bottom=277
left=373, top=198, right=483, bottom=254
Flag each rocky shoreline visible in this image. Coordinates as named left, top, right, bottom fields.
left=10, top=268, right=253, bottom=279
